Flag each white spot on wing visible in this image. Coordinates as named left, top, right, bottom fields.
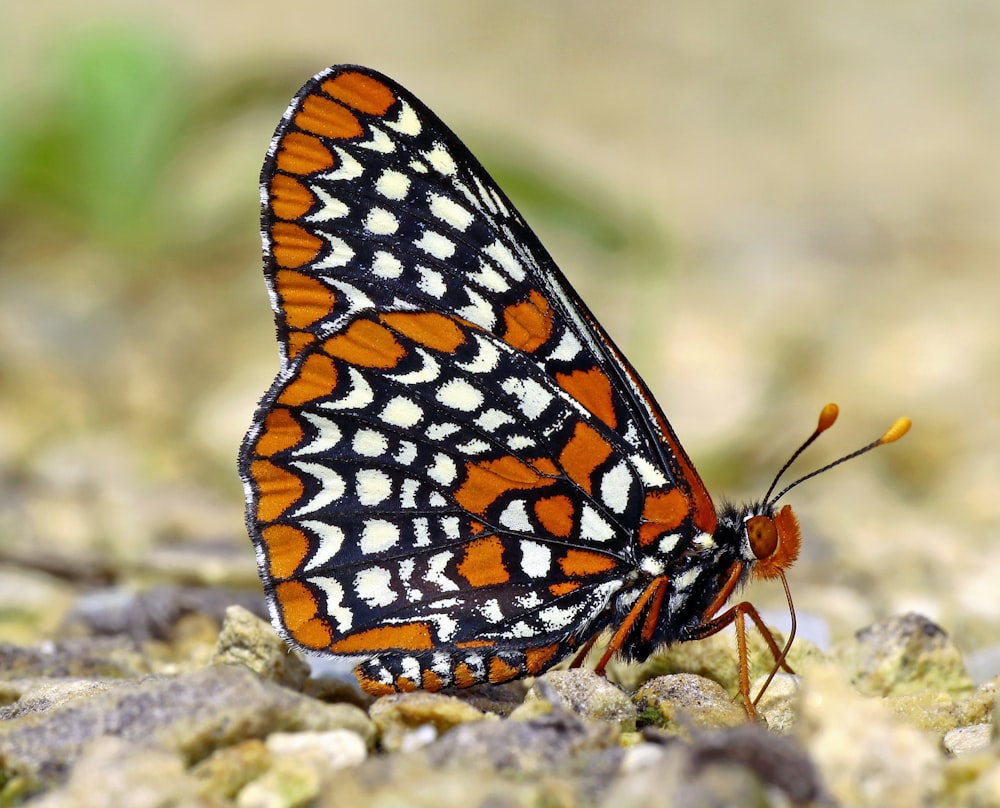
left=538, top=603, right=579, bottom=631
left=307, top=577, right=353, bottom=631
left=440, top=516, right=460, bottom=539
left=413, top=517, right=431, bottom=547
left=425, top=143, right=457, bottom=176
left=425, top=551, right=459, bottom=591
left=293, top=414, right=342, bottom=456
left=428, top=454, right=457, bottom=486
left=429, top=194, right=473, bottom=231
left=480, top=599, right=503, bottom=622
left=579, top=504, right=616, bottom=543
left=631, top=455, right=670, bottom=488
left=414, top=230, right=456, bottom=260
left=437, top=378, right=483, bottom=411
left=354, top=566, right=396, bottom=607
left=455, top=287, right=496, bottom=329
left=358, top=125, right=395, bottom=153
left=426, top=422, right=460, bottom=440
left=502, top=377, right=552, bottom=419
left=400, top=656, right=420, bottom=681
left=455, top=335, right=500, bottom=375
left=330, top=280, right=373, bottom=312
left=356, top=469, right=392, bottom=505
left=507, top=434, right=536, bottom=450
left=400, top=478, right=419, bottom=508
left=423, top=613, right=458, bottom=642
left=395, top=441, right=418, bottom=464
left=470, top=261, right=510, bottom=293
left=455, top=438, right=490, bottom=454
left=386, top=100, right=421, bottom=136
left=319, top=147, right=362, bottom=182
left=366, top=207, right=399, bottom=235
left=416, top=266, right=447, bottom=297
left=549, top=330, right=583, bottom=362
left=658, top=532, right=683, bottom=555
left=360, top=519, right=400, bottom=554
left=353, top=429, right=388, bottom=457
left=475, top=408, right=515, bottom=432
left=290, top=462, right=345, bottom=515
left=521, top=541, right=551, bottom=578
left=371, top=250, right=403, bottom=279
left=483, top=241, right=525, bottom=281
left=314, top=236, right=355, bottom=270
left=305, top=187, right=349, bottom=221
left=600, top=461, right=633, bottom=515
left=375, top=169, right=410, bottom=200
left=301, top=520, right=345, bottom=572
left=393, top=350, right=440, bottom=385
left=499, top=500, right=531, bottom=532
left=381, top=396, right=423, bottom=428
left=319, top=367, right=375, bottom=410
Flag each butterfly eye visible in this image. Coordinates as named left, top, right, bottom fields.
left=751, top=505, right=801, bottom=581
left=746, top=515, right=778, bottom=560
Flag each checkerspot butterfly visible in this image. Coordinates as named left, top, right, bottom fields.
left=240, top=65, right=910, bottom=714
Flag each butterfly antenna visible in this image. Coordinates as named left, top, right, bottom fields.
left=761, top=402, right=841, bottom=504
left=767, top=408, right=911, bottom=507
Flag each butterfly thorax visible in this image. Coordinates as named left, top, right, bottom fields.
left=619, top=500, right=800, bottom=660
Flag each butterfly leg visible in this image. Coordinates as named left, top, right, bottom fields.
left=592, top=576, right=670, bottom=676
left=568, top=632, right=602, bottom=669
left=687, top=599, right=793, bottom=718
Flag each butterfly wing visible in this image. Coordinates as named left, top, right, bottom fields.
left=240, top=66, right=716, bottom=691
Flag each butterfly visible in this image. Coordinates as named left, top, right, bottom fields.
left=239, top=65, right=909, bottom=715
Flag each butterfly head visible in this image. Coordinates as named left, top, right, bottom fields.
left=730, top=404, right=910, bottom=584
left=743, top=504, right=801, bottom=581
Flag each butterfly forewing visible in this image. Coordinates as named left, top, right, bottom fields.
left=241, top=65, right=717, bottom=691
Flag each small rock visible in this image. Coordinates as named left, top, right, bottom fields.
left=524, top=669, right=636, bottom=729
left=0, top=665, right=374, bottom=785
left=885, top=689, right=962, bottom=734
left=422, top=710, right=620, bottom=776
left=633, top=674, right=746, bottom=732
left=265, top=730, right=367, bottom=770
left=24, top=736, right=200, bottom=808
left=751, top=672, right=800, bottom=732
left=686, top=723, right=827, bottom=805
left=943, top=724, right=994, bottom=756
left=835, top=612, right=974, bottom=698
left=368, top=691, right=491, bottom=753
left=799, top=662, right=944, bottom=806
left=213, top=604, right=310, bottom=690
left=610, top=620, right=820, bottom=703
left=602, top=744, right=760, bottom=808
left=189, top=739, right=271, bottom=801
left=600, top=728, right=825, bottom=808
left=0, top=678, right=118, bottom=720
left=305, top=750, right=575, bottom=808
left=957, top=675, right=998, bottom=727
left=445, top=680, right=528, bottom=717
left=0, top=637, right=150, bottom=680
left=237, top=756, right=320, bottom=808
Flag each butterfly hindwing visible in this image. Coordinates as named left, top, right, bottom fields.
left=241, top=65, right=718, bottom=689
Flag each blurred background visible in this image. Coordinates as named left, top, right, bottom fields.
left=0, top=2, right=996, bottom=677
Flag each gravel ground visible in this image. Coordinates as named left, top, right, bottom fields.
left=0, top=3, right=998, bottom=805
